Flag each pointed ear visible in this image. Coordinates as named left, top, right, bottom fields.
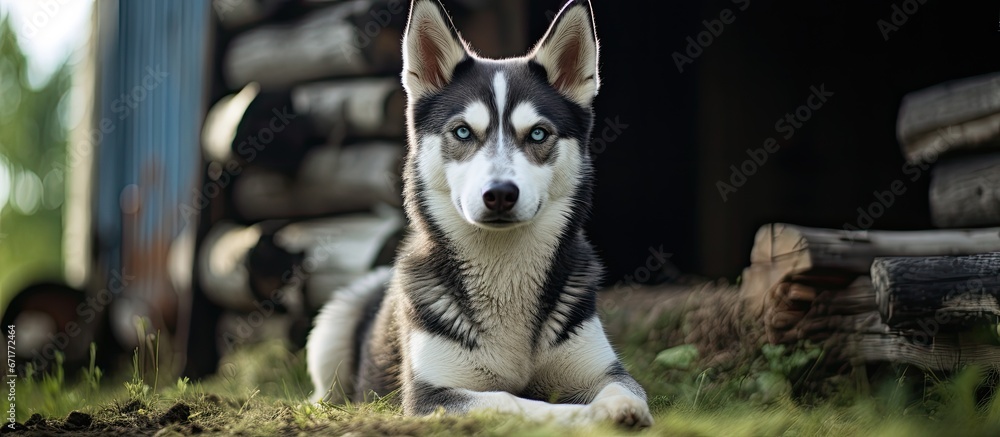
left=402, top=0, right=468, bottom=99
left=530, top=0, right=600, bottom=107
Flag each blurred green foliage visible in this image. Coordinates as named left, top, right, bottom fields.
left=0, top=14, right=72, bottom=304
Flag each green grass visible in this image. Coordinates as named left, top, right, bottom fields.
left=5, top=327, right=1000, bottom=436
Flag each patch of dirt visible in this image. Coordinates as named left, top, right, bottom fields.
left=120, top=399, right=145, bottom=414
left=64, top=411, right=93, bottom=429
left=9, top=402, right=198, bottom=436
left=158, top=403, right=191, bottom=426
left=24, top=414, right=44, bottom=427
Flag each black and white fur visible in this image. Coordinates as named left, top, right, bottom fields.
left=307, top=0, right=653, bottom=427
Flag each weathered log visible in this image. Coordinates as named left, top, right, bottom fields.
left=275, top=209, right=406, bottom=308
left=751, top=223, right=1000, bottom=271
left=224, top=1, right=406, bottom=89
left=765, top=277, right=879, bottom=345
left=871, top=252, right=1000, bottom=328
left=199, top=210, right=406, bottom=312
left=600, top=224, right=1000, bottom=382
left=738, top=224, right=1000, bottom=375
left=213, top=0, right=288, bottom=30
left=902, top=114, right=1000, bottom=164
left=930, top=153, right=1000, bottom=228
left=851, top=330, right=1000, bottom=370
left=232, top=142, right=404, bottom=221
left=897, top=72, right=1000, bottom=163
left=742, top=223, right=1000, bottom=314
left=292, top=79, right=405, bottom=140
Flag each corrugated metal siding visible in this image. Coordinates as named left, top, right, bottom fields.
left=95, top=0, right=210, bottom=292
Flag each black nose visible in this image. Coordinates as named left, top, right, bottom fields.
left=482, top=182, right=519, bottom=213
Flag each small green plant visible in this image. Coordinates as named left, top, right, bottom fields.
left=38, top=354, right=68, bottom=407
left=123, top=347, right=151, bottom=401
left=175, top=376, right=191, bottom=396
left=82, top=342, right=103, bottom=393
left=17, top=351, right=90, bottom=418
left=760, top=342, right=823, bottom=377
left=692, top=368, right=710, bottom=409
left=122, top=317, right=166, bottom=405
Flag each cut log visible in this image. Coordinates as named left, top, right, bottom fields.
left=930, top=153, right=1000, bottom=228
left=213, top=0, right=288, bottom=30
left=901, top=114, right=1000, bottom=164
left=292, top=79, right=405, bottom=140
left=603, top=223, right=1000, bottom=383
left=764, top=277, right=880, bottom=345
left=750, top=223, right=1000, bottom=271
left=897, top=72, right=1000, bottom=163
left=223, top=1, right=406, bottom=89
left=871, top=252, right=1000, bottom=328
left=232, top=142, right=404, bottom=221
left=743, top=223, right=1000, bottom=311
left=851, top=330, right=1000, bottom=370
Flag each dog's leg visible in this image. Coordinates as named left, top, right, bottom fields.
left=402, top=330, right=590, bottom=423
left=406, top=382, right=591, bottom=424
left=404, top=318, right=652, bottom=427
left=405, top=379, right=651, bottom=427
left=535, top=316, right=654, bottom=427
left=583, top=380, right=654, bottom=427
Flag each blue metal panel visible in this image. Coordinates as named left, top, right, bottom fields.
left=95, top=0, right=210, bottom=289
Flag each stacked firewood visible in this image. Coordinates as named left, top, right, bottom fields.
left=197, top=0, right=416, bottom=321
left=595, top=223, right=1000, bottom=378
left=897, top=72, right=1000, bottom=228
left=732, top=74, right=1000, bottom=374
left=187, top=0, right=420, bottom=362
left=598, top=73, right=1000, bottom=389
left=183, top=1, right=529, bottom=370
left=742, top=224, right=1000, bottom=374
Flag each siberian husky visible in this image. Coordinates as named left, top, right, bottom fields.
left=307, top=0, right=653, bottom=427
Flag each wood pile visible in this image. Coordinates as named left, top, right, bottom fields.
left=897, top=72, right=1000, bottom=228
left=742, top=223, right=1000, bottom=373
left=730, top=73, right=1000, bottom=374
left=187, top=0, right=420, bottom=374
left=599, top=225, right=1000, bottom=379
left=602, top=73, right=1000, bottom=383
left=186, top=1, right=530, bottom=374
left=198, top=1, right=418, bottom=318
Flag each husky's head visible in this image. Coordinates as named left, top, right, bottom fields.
left=401, top=0, right=599, bottom=236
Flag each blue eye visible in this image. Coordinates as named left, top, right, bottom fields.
left=529, top=128, right=548, bottom=142
left=454, top=126, right=472, bottom=140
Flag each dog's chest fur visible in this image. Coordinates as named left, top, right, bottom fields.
left=386, top=225, right=594, bottom=394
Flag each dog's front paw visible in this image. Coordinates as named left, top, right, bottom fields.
left=585, top=395, right=654, bottom=428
